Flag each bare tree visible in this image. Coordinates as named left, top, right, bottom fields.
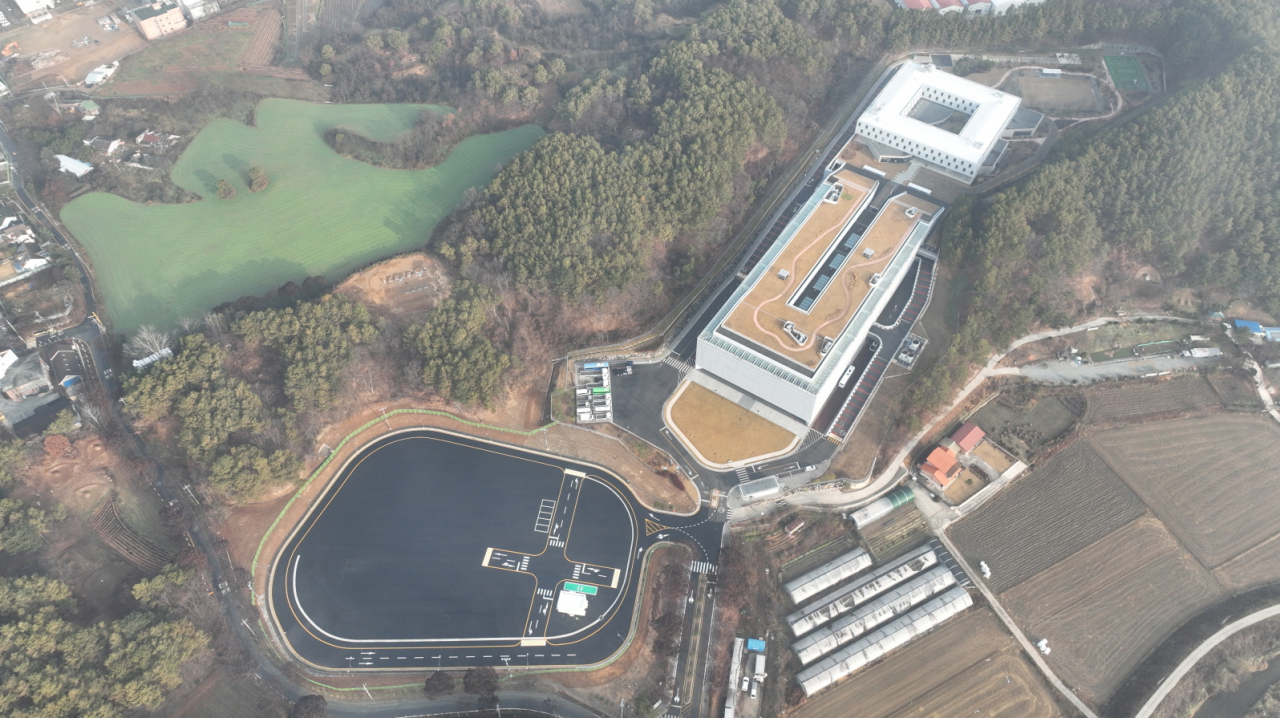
left=203, top=312, right=228, bottom=339
left=124, top=325, right=172, bottom=359
left=176, top=316, right=202, bottom=333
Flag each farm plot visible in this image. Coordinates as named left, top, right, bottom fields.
left=791, top=609, right=1063, bottom=718
left=949, top=442, right=1146, bottom=593
left=1082, top=375, right=1221, bottom=426
left=1212, top=533, right=1280, bottom=592
left=969, top=395, right=1081, bottom=458
left=1206, top=372, right=1264, bottom=411
left=1001, top=517, right=1226, bottom=705
left=857, top=504, right=929, bottom=564
left=1091, top=415, right=1280, bottom=567
left=61, top=100, right=542, bottom=332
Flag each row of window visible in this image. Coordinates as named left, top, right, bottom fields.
left=920, top=87, right=978, bottom=114
left=858, top=123, right=975, bottom=172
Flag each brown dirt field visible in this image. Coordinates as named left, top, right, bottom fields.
left=789, top=608, right=1062, bottom=718
left=1212, top=531, right=1280, bottom=592
left=667, top=382, right=797, bottom=465
left=335, top=252, right=450, bottom=316
left=1090, top=415, right=1280, bottom=568
left=1206, top=372, right=1264, bottom=411
left=949, top=441, right=1147, bottom=593
left=1001, top=516, right=1227, bottom=706
left=166, top=667, right=288, bottom=718
left=1015, top=76, right=1102, bottom=112
left=973, top=440, right=1015, bottom=474
left=944, top=467, right=986, bottom=504
left=6, top=6, right=147, bottom=89
left=1082, top=375, right=1222, bottom=427
left=24, top=435, right=128, bottom=517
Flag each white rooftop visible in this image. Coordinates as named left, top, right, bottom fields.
left=859, top=61, right=1021, bottom=165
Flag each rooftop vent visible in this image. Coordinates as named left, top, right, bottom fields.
left=777, top=268, right=790, bottom=280
left=905, top=207, right=919, bottom=218
left=862, top=247, right=875, bottom=259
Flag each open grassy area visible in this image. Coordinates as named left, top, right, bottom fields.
left=667, top=382, right=797, bottom=465
left=116, top=24, right=256, bottom=84
left=61, top=99, right=543, bottom=332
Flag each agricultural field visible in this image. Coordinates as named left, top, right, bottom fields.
left=790, top=609, right=1063, bottom=718
left=61, top=99, right=542, bottom=332
left=949, top=442, right=1146, bottom=593
left=1001, top=517, right=1226, bottom=705
left=1091, top=415, right=1280, bottom=568
left=1206, top=372, right=1264, bottom=411
left=969, top=394, right=1082, bottom=458
left=1082, top=375, right=1221, bottom=426
left=109, top=8, right=310, bottom=95
left=1213, top=533, right=1280, bottom=592
left=857, top=503, right=929, bottom=563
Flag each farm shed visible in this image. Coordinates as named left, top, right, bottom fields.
left=787, top=542, right=939, bottom=636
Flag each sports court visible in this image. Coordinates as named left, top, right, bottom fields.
left=1103, top=55, right=1151, bottom=91
left=268, top=428, right=660, bottom=670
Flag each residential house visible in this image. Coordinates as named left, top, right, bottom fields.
left=84, top=136, right=123, bottom=156
left=136, top=130, right=181, bottom=151
left=128, top=1, right=186, bottom=40
left=55, top=155, right=93, bottom=178
left=0, top=350, right=52, bottom=401
left=920, top=445, right=962, bottom=487
left=952, top=421, right=985, bottom=452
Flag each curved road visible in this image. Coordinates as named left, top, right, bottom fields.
left=1134, top=604, right=1280, bottom=718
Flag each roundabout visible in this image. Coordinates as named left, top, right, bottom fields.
left=267, top=428, right=721, bottom=671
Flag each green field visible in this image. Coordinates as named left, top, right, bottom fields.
left=61, top=99, right=543, bottom=332
left=1103, top=55, right=1150, bottom=91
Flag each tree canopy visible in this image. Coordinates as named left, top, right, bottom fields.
left=0, top=575, right=206, bottom=718
left=407, top=283, right=510, bottom=406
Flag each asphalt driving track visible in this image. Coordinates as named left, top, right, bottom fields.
left=269, top=428, right=721, bottom=671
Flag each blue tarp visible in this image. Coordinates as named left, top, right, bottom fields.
left=746, top=638, right=766, bottom=653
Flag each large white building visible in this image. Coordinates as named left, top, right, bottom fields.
left=695, top=164, right=942, bottom=426
left=855, top=62, right=1023, bottom=183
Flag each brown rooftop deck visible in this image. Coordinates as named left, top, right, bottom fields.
left=720, top=173, right=939, bottom=371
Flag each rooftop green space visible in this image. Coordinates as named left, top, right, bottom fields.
left=61, top=99, right=542, bottom=333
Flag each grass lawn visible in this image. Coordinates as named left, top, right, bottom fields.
left=1103, top=55, right=1150, bottom=91
left=61, top=99, right=543, bottom=332
left=115, top=25, right=255, bottom=83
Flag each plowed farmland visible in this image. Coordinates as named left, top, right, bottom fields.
left=1091, top=415, right=1280, bottom=567
left=949, top=442, right=1146, bottom=593
left=790, top=609, right=1063, bottom=718
left=1082, top=376, right=1221, bottom=425
left=1001, top=517, right=1226, bottom=705
left=1212, top=533, right=1280, bottom=592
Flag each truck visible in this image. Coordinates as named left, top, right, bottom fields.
left=753, top=653, right=766, bottom=679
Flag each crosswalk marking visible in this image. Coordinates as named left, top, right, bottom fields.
left=735, top=467, right=750, bottom=483
left=691, top=561, right=717, bottom=575
left=533, top=499, right=556, bottom=533
left=548, top=538, right=565, bottom=548
left=662, top=355, right=693, bottom=374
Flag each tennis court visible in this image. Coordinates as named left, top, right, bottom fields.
left=1104, top=55, right=1150, bottom=91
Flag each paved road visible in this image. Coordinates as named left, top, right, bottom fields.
left=1135, top=603, right=1280, bottom=718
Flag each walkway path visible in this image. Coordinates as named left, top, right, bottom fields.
left=1134, top=604, right=1280, bottom=718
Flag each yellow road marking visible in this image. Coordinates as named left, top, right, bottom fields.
left=645, top=519, right=670, bottom=536
left=483, top=547, right=493, bottom=566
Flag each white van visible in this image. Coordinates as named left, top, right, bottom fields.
left=838, top=365, right=855, bottom=388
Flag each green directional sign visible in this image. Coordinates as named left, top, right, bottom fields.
left=563, top=582, right=598, bottom=595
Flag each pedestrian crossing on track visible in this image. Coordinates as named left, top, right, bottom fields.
left=735, top=467, right=750, bottom=483
left=663, top=355, right=694, bottom=374
left=691, top=561, right=717, bottom=575
left=537, top=588, right=555, bottom=599
left=548, top=538, right=565, bottom=548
